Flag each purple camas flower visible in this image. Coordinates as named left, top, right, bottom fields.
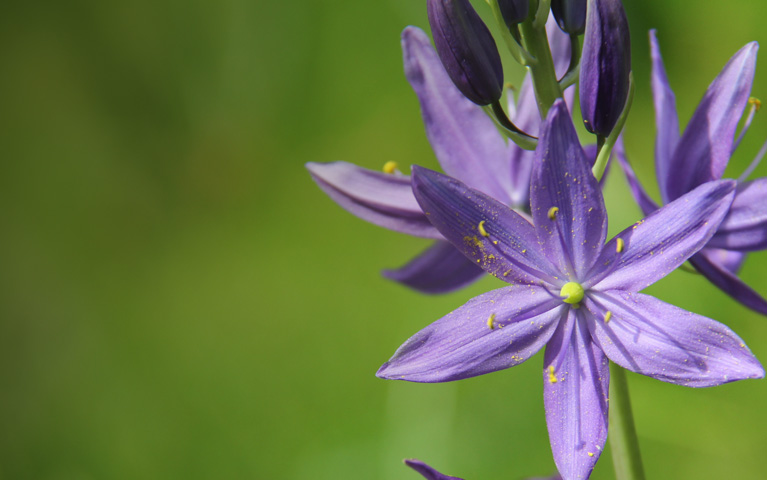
left=619, top=30, right=767, bottom=314
left=377, top=100, right=763, bottom=480
left=427, top=0, right=504, bottom=105
left=307, top=24, right=572, bottom=294
left=405, top=458, right=561, bottom=480
left=579, top=0, right=631, bottom=137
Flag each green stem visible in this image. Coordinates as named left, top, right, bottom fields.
left=609, top=363, right=646, bottom=480
left=518, top=14, right=562, bottom=118
left=486, top=0, right=537, bottom=66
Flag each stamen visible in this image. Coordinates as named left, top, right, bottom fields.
left=382, top=161, right=399, bottom=174
left=604, top=311, right=612, bottom=323
left=733, top=97, right=762, bottom=153
left=487, top=313, right=496, bottom=330
left=616, top=238, right=625, bottom=253
left=739, top=136, right=767, bottom=182
left=478, top=220, right=490, bottom=237
left=547, top=206, right=559, bottom=220
left=547, top=365, right=558, bottom=384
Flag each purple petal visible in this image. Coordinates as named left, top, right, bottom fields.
left=530, top=100, right=608, bottom=279
left=689, top=248, right=767, bottom=316
left=614, top=136, right=660, bottom=216
left=543, top=309, right=609, bottom=480
left=585, top=291, right=764, bottom=386
left=306, top=162, right=440, bottom=239
left=547, top=15, right=573, bottom=79
left=589, top=179, right=735, bottom=292
left=402, top=26, right=511, bottom=203
left=648, top=30, right=680, bottom=203
left=703, top=248, right=746, bottom=274
left=708, top=178, right=767, bottom=251
left=665, top=42, right=758, bottom=201
left=405, top=459, right=463, bottom=480
left=382, top=241, right=484, bottom=294
left=377, top=285, right=564, bottom=382
left=412, top=166, right=560, bottom=284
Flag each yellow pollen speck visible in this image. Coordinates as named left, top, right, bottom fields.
left=588, top=452, right=594, bottom=457
left=548, top=365, right=557, bottom=384
left=478, top=220, right=489, bottom=237
left=616, top=238, right=625, bottom=253
left=487, top=313, right=496, bottom=329
left=382, top=161, right=398, bottom=174
left=605, top=311, right=612, bottom=323
left=548, top=206, right=559, bottom=220
left=750, top=96, right=762, bottom=111
left=493, top=240, right=498, bottom=245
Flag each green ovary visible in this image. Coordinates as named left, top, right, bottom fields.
left=560, top=282, right=584, bottom=305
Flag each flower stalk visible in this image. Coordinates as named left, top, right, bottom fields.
left=608, top=363, right=646, bottom=480
left=518, top=16, right=564, bottom=117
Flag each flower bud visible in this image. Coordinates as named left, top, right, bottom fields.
left=427, top=0, right=504, bottom=105
left=550, top=0, right=587, bottom=35
left=497, top=0, right=530, bottom=28
left=579, top=0, right=631, bottom=137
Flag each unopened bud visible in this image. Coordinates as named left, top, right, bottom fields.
left=497, top=0, right=530, bottom=28
left=427, top=0, right=504, bottom=105
left=579, top=0, right=631, bottom=137
left=551, top=0, right=587, bottom=35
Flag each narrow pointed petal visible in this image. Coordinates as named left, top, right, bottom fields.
left=405, top=459, right=464, bottom=480
left=412, top=166, right=560, bottom=284
left=307, top=162, right=440, bottom=239
left=648, top=31, right=680, bottom=203
left=704, top=248, right=746, bottom=274
left=708, top=178, right=767, bottom=251
left=547, top=16, right=574, bottom=79
left=382, top=241, right=484, bottom=294
left=614, top=136, right=660, bottom=216
left=586, top=291, right=764, bottom=386
left=689, top=249, right=767, bottom=315
left=543, top=310, right=609, bottom=480
left=530, top=100, right=608, bottom=279
left=403, top=26, right=511, bottom=202
left=377, top=285, right=564, bottom=382
left=427, top=0, right=503, bottom=105
left=589, top=179, right=735, bottom=292
left=666, top=42, right=758, bottom=201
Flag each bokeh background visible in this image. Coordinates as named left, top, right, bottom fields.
left=1, top=0, right=766, bottom=479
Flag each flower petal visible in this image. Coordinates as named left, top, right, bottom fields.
left=543, top=309, right=609, bottom=480
left=405, top=459, right=464, bottom=480
left=382, top=241, right=484, bottom=294
left=614, top=136, right=659, bottom=216
left=402, top=26, right=511, bottom=203
left=648, top=30, right=680, bottom=202
left=376, top=285, right=564, bottom=382
left=585, top=291, right=764, bottom=386
left=306, top=161, right=441, bottom=239
left=589, top=179, right=735, bottom=292
left=708, top=178, right=767, bottom=251
left=412, top=166, right=560, bottom=284
left=689, top=248, right=767, bottom=316
left=530, top=100, right=608, bottom=279
left=702, top=248, right=746, bottom=274
left=665, top=42, right=758, bottom=201
left=547, top=15, right=573, bottom=79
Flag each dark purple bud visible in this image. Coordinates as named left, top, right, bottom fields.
left=551, top=0, right=587, bottom=35
left=579, top=0, right=631, bottom=137
left=497, top=0, right=530, bottom=28
left=427, top=0, right=504, bottom=105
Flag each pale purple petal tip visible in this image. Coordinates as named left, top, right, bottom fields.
left=405, top=459, right=464, bottom=480
left=382, top=241, right=484, bottom=294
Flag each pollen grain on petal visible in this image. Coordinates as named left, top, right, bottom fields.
left=547, top=365, right=558, bottom=384
left=478, top=220, right=490, bottom=237
left=547, top=206, right=559, bottom=220
left=382, top=161, right=399, bottom=174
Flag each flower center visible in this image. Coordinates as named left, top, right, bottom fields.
left=559, top=282, right=584, bottom=305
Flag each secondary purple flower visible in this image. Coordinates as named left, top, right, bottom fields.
left=580, top=0, right=631, bottom=137
left=378, top=100, right=763, bottom=480
left=427, top=0, right=503, bottom=105
left=551, top=0, right=587, bottom=35
left=405, top=458, right=562, bottom=480
left=307, top=24, right=572, bottom=294
left=618, top=30, right=767, bottom=314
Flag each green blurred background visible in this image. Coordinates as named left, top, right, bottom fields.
left=1, top=0, right=766, bottom=478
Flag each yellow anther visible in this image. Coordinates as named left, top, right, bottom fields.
left=382, top=161, right=399, bottom=174
left=547, top=365, right=558, bottom=384
left=487, top=313, right=496, bottom=330
left=504, top=82, right=517, bottom=92
left=560, top=282, right=584, bottom=305
left=547, top=206, right=559, bottom=220
left=604, top=311, right=612, bottom=323
left=749, top=97, right=762, bottom=111
left=616, top=238, right=625, bottom=253
left=588, top=452, right=595, bottom=457
left=478, top=220, right=489, bottom=237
